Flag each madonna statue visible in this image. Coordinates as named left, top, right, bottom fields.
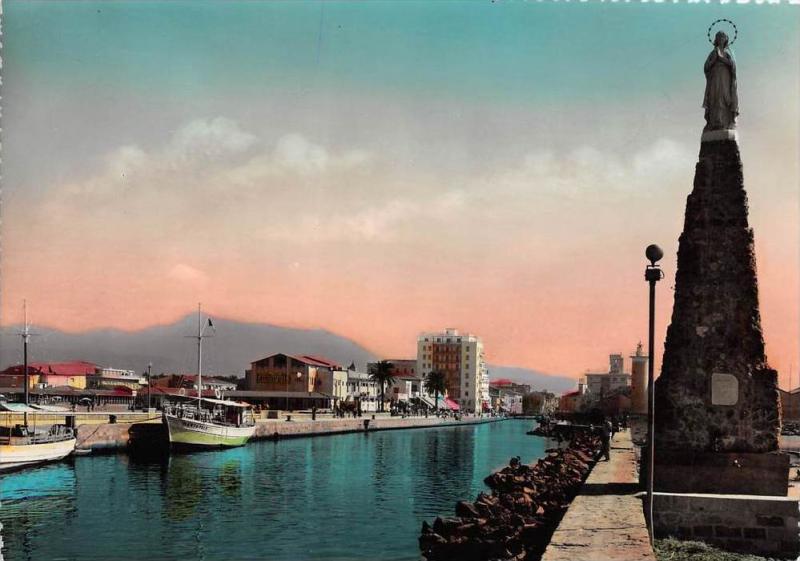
left=703, top=31, right=738, bottom=131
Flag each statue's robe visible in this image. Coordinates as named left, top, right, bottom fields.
left=703, top=49, right=739, bottom=131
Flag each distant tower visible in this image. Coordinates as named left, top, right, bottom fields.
left=630, top=342, right=648, bottom=415
left=609, top=354, right=624, bottom=375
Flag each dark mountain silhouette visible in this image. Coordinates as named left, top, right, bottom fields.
left=0, top=314, right=576, bottom=392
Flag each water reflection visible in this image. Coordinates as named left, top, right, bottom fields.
left=217, top=460, right=242, bottom=498
left=0, top=463, right=77, bottom=561
left=0, top=420, right=545, bottom=561
left=163, top=456, right=203, bottom=521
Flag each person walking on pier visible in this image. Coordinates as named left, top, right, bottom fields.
left=600, top=419, right=612, bottom=461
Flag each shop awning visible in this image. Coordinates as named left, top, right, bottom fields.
left=444, top=397, right=460, bottom=411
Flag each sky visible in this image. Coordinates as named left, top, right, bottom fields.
left=2, top=1, right=799, bottom=386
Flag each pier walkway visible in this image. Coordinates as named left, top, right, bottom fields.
left=542, top=430, right=655, bottom=561
left=76, top=413, right=502, bottom=452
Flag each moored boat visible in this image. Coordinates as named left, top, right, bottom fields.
left=0, top=422, right=76, bottom=471
left=163, top=398, right=255, bottom=448
left=162, top=304, right=256, bottom=450
left=0, top=302, right=76, bottom=471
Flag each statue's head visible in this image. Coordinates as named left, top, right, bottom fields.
left=714, top=31, right=729, bottom=49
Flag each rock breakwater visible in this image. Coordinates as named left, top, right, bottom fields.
left=419, top=433, right=600, bottom=561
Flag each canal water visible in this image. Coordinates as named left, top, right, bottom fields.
left=1, top=419, right=547, bottom=561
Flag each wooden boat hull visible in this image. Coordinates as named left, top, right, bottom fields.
left=0, top=437, right=77, bottom=471
left=163, top=412, right=255, bottom=449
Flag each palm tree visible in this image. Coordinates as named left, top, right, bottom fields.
left=368, top=360, right=396, bottom=412
left=424, top=370, right=447, bottom=412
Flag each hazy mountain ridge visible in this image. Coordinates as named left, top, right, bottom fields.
left=0, top=315, right=576, bottom=393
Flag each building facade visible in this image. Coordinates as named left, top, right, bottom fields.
left=317, top=369, right=349, bottom=404
left=87, top=367, right=146, bottom=390
left=417, top=328, right=489, bottom=413
left=0, top=361, right=98, bottom=389
left=583, top=353, right=632, bottom=403
left=246, top=354, right=340, bottom=393
left=387, top=373, right=423, bottom=403
left=244, top=354, right=342, bottom=410
left=345, top=370, right=379, bottom=412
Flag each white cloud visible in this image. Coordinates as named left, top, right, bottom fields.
left=490, top=138, right=693, bottom=201
left=166, top=117, right=257, bottom=163
left=167, top=263, right=208, bottom=283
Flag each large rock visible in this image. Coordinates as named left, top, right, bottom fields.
left=654, top=139, right=780, bottom=455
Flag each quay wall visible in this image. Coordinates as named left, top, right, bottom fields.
left=653, top=492, right=800, bottom=558
left=76, top=415, right=502, bottom=452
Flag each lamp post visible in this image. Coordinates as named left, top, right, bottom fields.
left=644, top=244, right=664, bottom=544
left=147, top=362, right=152, bottom=411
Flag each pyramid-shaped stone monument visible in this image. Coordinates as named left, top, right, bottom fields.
left=653, top=27, right=784, bottom=496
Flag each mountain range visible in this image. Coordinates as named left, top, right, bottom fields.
left=0, top=314, right=577, bottom=393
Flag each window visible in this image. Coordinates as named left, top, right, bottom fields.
left=465, top=391, right=469, bottom=397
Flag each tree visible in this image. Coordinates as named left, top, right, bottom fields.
left=368, top=361, right=396, bottom=413
left=424, top=370, right=447, bottom=412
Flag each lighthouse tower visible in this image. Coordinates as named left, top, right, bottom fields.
left=630, top=342, right=648, bottom=415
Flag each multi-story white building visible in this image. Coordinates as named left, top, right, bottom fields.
left=345, top=370, right=379, bottom=412
left=417, top=328, right=489, bottom=413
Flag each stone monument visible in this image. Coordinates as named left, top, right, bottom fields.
left=649, top=25, right=798, bottom=558
left=653, top=23, right=785, bottom=495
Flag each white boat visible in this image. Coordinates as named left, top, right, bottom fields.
left=0, top=302, right=76, bottom=471
left=162, top=305, right=256, bottom=449
left=163, top=398, right=256, bottom=448
left=0, top=423, right=76, bottom=471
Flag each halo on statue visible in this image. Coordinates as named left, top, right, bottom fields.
left=708, top=19, right=737, bottom=46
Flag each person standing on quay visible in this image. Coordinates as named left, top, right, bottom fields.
left=600, top=419, right=612, bottom=461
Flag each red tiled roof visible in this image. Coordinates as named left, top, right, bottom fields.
left=297, top=355, right=340, bottom=368
left=0, top=361, right=97, bottom=377
left=251, top=353, right=341, bottom=369
left=490, top=378, right=514, bottom=387
left=562, top=390, right=581, bottom=397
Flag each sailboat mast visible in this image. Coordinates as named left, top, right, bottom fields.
left=22, top=300, right=30, bottom=408
left=197, top=303, right=203, bottom=412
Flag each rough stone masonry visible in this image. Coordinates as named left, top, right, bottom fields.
left=654, top=139, right=780, bottom=454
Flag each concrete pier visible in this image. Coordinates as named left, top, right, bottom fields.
left=542, top=430, right=655, bottom=561
left=76, top=415, right=502, bottom=452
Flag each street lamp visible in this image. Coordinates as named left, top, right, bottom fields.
left=147, top=362, right=152, bottom=411
left=644, top=244, right=664, bottom=544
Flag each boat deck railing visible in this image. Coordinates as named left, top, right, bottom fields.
left=164, top=404, right=255, bottom=428
left=0, top=424, right=75, bottom=446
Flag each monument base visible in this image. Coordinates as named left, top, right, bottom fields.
left=701, top=128, right=738, bottom=142
left=654, top=450, right=789, bottom=496
left=651, top=492, right=800, bottom=559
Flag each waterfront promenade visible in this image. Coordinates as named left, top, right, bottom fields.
left=542, top=430, right=655, bottom=561
left=72, top=413, right=502, bottom=452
